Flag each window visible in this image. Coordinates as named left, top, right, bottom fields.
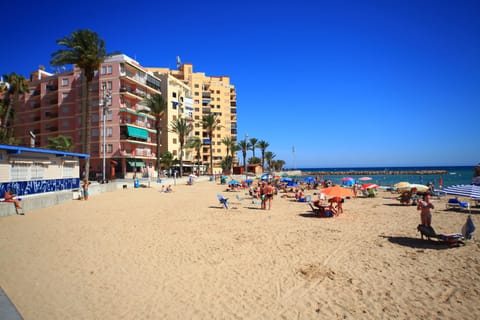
left=92, top=128, right=99, bottom=137
left=194, top=84, right=199, bottom=88
left=172, top=92, right=177, bottom=98
left=194, top=92, right=199, bottom=96
left=107, top=144, right=113, bottom=153
left=92, top=114, right=99, bottom=122
left=173, top=138, right=177, bottom=144
left=62, top=120, right=69, bottom=128
left=107, top=110, right=112, bottom=121
left=61, top=78, right=69, bottom=86
left=31, top=163, right=45, bottom=179
left=62, top=106, right=69, bottom=114
left=62, top=92, right=68, bottom=100
left=101, top=65, right=112, bottom=75
left=107, top=127, right=113, bottom=137
left=11, top=163, right=29, bottom=181
left=63, top=163, right=75, bottom=178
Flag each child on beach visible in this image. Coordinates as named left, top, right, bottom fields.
left=82, top=180, right=90, bottom=200
left=417, top=193, right=434, bottom=226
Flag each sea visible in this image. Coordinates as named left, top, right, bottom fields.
left=292, top=166, right=475, bottom=188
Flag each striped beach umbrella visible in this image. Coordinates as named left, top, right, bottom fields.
left=443, top=184, right=480, bottom=199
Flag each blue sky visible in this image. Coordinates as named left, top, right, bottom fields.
left=2, top=0, right=479, bottom=168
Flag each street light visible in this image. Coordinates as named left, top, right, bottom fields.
left=101, top=83, right=111, bottom=183
left=244, top=133, right=248, bottom=175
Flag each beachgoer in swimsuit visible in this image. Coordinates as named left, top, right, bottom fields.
left=417, top=193, right=434, bottom=226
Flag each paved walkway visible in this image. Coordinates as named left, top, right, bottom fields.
left=0, top=287, right=23, bottom=320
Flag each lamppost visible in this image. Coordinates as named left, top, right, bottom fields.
left=101, top=83, right=111, bottom=183
left=244, top=133, right=248, bottom=175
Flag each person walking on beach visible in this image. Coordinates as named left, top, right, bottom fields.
left=417, top=193, right=434, bottom=226
left=82, top=180, right=90, bottom=200
left=264, top=182, right=275, bottom=210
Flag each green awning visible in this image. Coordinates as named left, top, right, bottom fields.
left=128, top=160, right=145, bottom=167
left=127, top=125, right=149, bottom=140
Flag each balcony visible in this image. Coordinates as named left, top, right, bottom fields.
left=46, top=84, right=58, bottom=91
left=230, top=108, right=236, bottom=114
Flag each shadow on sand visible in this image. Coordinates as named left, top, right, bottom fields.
left=380, top=235, right=459, bottom=250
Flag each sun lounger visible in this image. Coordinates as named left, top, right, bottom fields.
left=445, top=198, right=470, bottom=211
left=417, top=224, right=464, bottom=246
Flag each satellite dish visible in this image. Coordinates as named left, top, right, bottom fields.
left=176, top=56, right=182, bottom=68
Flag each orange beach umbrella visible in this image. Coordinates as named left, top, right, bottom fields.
left=320, top=185, right=355, bottom=198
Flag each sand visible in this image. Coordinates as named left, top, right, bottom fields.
left=1, top=179, right=479, bottom=319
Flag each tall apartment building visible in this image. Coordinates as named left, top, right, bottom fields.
left=148, top=62, right=238, bottom=174
left=12, top=54, right=236, bottom=178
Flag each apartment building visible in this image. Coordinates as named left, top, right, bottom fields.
left=12, top=54, right=236, bottom=178
left=148, top=62, right=238, bottom=174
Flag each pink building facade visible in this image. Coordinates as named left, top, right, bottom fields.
left=14, top=55, right=161, bottom=180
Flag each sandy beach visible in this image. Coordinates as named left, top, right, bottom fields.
left=1, top=179, right=479, bottom=319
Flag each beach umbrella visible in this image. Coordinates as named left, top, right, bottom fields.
left=244, top=179, right=253, bottom=183
left=287, top=181, right=298, bottom=187
left=281, top=177, right=293, bottom=182
left=394, top=181, right=410, bottom=189
left=189, top=174, right=197, bottom=178
left=342, top=177, right=354, bottom=181
left=320, top=185, right=354, bottom=198
left=228, top=179, right=239, bottom=185
left=261, top=174, right=272, bottom=180
left=361, top=183, right=378, bottom=189
left=443, top=184, right=480, bottom=199
left=304, top=177, right=315, bottom=183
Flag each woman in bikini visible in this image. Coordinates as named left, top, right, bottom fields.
left=417, top=193, right=434, bottom=226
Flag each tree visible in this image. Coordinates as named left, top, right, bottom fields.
left=248, top=137, right=259, bottom=159
left=50, top=29, right=107, bottom=181
left=201, top=114, right=222, bottom=175
left=47, top=135, right=74, bottom=151
left=160, top=151, right=174, bottom=171
left=186, top=136, right=202, bottom=175
left=238, top=138, right=249, bottom=174
left=221, top=136, right=235, bottom=173
left=248, top=156, right=261, bottom=164
left=141, top=93, right=167, bottom=178
left=264, top=151, right=276, bottom=171
left=1, top=72, right=29, bottom=143
left=169, top=118, right=193, bottom=176
left=257, top=140, right=269, bottom=170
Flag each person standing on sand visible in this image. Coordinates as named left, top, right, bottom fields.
left=264, top=182, right=275, bottom=210
left=417, top=193, right=434, bottom=226
left=82, top=180, right=90, bottom=200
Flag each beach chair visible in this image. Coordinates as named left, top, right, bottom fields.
left=445, top=198, right=470, bottom=211
left=217, top=194, right=229, bottom=209
left=417, top=224, right=464, bottom=246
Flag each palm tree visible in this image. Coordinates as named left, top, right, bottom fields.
left=230, top=143, right=240, bottom=174
left=1, top=72, right=29, bottom=143
left=221, top=136, right=234, bottom=173
left=264, top=151, right=276, bottom=172
left=141, top=93, right=167, bottom=178
left=169, top=118, right=193, bottom=177
left=50, top=29, right=107, bottom=181
left=248, top=138, right=259, bottom=159
left=47, top=135, right=74, bottom=151
left=186, top=136, right=202, bottom=176
left=257, top=140, right=269, bottom=171
left=201, top=114, right=222, bottom=175
left=238, top=138, right=249, bottom=174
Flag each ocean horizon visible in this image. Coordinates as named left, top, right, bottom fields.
left=286, top=165, right=475, bottom=188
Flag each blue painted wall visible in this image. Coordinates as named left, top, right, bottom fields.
left=1, top=178, right=80, bottom=198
